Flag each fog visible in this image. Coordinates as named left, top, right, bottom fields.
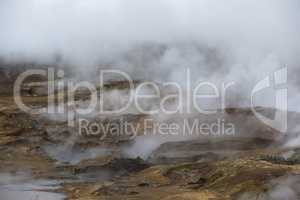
left=238, top=175, right=300, bottom=200
left=1, top=0, right=299, bottom=65
left=1, top=3, right=300, bottom=199
left=0, top=0, right=300, bottom=111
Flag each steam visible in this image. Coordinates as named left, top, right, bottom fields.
left=0, top=1, right=299, bottom=66
left=238, top=175, right=300, bottom=200
left=2, top=0, right=300, bottom=159
left=43, top=144, right=111, bottom=165
left=1, top=0, right=300, bottom=111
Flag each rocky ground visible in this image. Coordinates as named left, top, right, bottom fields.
left=1, top=70, right=300, bottom=200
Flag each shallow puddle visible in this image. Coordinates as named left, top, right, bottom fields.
left=0, top=173, right=65, bottom=200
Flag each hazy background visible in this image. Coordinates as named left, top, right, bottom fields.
left=0, top=0, right=299, bottom=110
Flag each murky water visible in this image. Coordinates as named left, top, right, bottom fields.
left=0, top=173, right=65, bottom=200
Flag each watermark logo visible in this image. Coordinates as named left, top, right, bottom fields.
left=78, top=118, right=235, bottom=139
left=12, top=66, right=288, bottom=139
left=13, top=68, right=235, bottom=117
left=251, top=67, right=287, bottom=132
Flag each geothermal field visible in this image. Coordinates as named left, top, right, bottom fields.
left=1, top=1, right=300, bottom=200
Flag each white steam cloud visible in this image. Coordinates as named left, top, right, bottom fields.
left=0, top=0, right=300, bottom=111
left=0, top=0, right=299, bottom=64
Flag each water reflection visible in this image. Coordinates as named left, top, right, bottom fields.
left=0, top=172, right=65, bottom=200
